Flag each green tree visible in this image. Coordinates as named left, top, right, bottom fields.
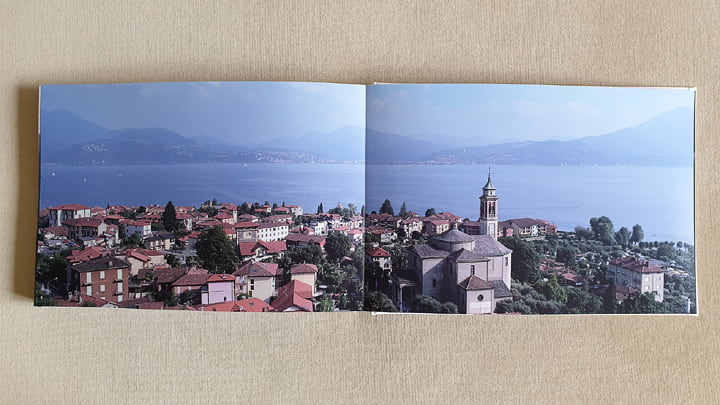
left=602, top=280, right=617, bottom=313
left=411, top=295, right=458, bottom=314
left=364, top=291, right=398, bottom=312
left=615, top=226, right=630, bottom=247
left=195, top=226, right=239, bottom=273
left=556, top=246, right=577, bottom=269
left=398, top=201, right=408, bottom=217
left=425, top=208, right=436, bottom=217
left=161, top=201, right=178, bottom=232
left=317, top=202, right=324, bottom=214
left=656, top=244, right=678, bottom=262
left=565, top=287, right=602, bottom=314
left=124, top=232, right=142, bottom=247
left=34, top=282, right=58, bottom=306
left=164, top=254, right=181, bottom=267
left=380, top=199, right=394, bottom=215
left=590, top=216, right=614, bottom=244
left=287, top=244, right=324, bottom=267
left=498, top=237, right=539, bottom=283
left=317, top=294, right=334, bottom=312
left=574, top=226, right=593, bottom=240
left=534, top=275, right=567, bottom=305
left=325, top=232, right=352, bottom=262
left=630, top=224, right=644, bottom=245
left=618, top=292, right=669, bottom=314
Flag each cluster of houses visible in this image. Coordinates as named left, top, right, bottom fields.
left=539, top=253, right=673, bottom=303
left=38, top=201, right=365, bottom=312
left=364, top=211, right=556, bottom=243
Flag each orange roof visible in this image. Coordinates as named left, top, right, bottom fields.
left=233, top=262, right=280, bottom=277
left=200, top=298, right=270, bottom=312
left=207, top=274, right=235, bottom=282
left=366, top=246, right=390, bottom=257
left=272, top=280, right=314, bottom=312
left=290, top=263, right=318, bottom=274
left=49, top=203, right=90, bottom=211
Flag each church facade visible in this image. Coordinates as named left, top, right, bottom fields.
left=405, top=173, right=513, bottom=314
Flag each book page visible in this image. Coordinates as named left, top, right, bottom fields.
left=364, top=83, right=696, bottom=315
left=36, top=81, right=366, bottom=312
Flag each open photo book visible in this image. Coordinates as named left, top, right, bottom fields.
left=35, top=81, right=696, bottom=315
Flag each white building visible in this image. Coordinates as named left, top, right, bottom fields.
left=48, top=203, right=91, bottom=227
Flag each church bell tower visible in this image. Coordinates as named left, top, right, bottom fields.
left=479, top=168, right=498, bottom=239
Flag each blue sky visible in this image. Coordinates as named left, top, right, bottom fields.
left=41, top=81, right=366, bottom=144
left=367, top=84, right=695, bottom=144
left=40, top=81, right=695, bottom=146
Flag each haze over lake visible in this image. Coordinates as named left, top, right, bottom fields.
left=366, top=164, right=694, bottom=243
left=41, top=162, right=693, bottom=243
left=40, top=162, right=365, bottom=213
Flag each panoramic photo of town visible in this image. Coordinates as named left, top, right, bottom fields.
left=35, top=82, right=696, bottom=315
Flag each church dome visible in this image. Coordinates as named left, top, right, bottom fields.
left=432, top=229, right=475, bottom=243
left=431, top=229, right=476, bottom=252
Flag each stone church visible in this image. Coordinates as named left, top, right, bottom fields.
left=401, top=173, right=513, bottom=314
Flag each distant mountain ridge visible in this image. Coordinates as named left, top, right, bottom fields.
left=368, top=108, right=694, bottom=166
left=40, top=107, right=694, bottom=166
left=40, top=110, right=364, bottom=164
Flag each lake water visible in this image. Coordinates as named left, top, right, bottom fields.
left=40, top=163, right=694, bottom=243
left=366, top=164, right=694, bottom=243
left=40, top=163, right=366, bottom=213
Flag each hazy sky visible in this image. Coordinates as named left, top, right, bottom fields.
left=41, top=81, right=366, bottom=143
left=367, top=84, right=695, bottom=143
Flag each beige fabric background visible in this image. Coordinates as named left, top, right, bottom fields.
left=1, top=1, right=718, bottom=403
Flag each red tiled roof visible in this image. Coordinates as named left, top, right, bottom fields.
left=49, top=203, right=90, bottom=211
left=272, top=280, right=314, bottom=312
left=233, top=262, right=280, bottom=277
left=285, top=234, right=326, bottom=244
left=458, top=275, right=494, bottom=290
left=41, top=226, right=68, bottom=236
left=207, top=274, right=235, bottom=282
left=366, top=246, right=390, bottom=257
left=137, top=302, right=165, bottom=310
left=62, top=218, right=103, bottom=227
left=199, top=298, right=270, bottom=312
left=172, top=268, right=210, bottom=287
left=290, top=263, right=318, bottom=274
left=38, top=209, right=50, bottom=217
left=56, top=294, right=114, bottom=307
left=121, top=248, right=165, bottom=257
left=257, top=222, right=288, bottom=229
left=66, top=246, right=105, bottom=263
left=153, top=267, right=190, bottom=284
left=610, top=257, right=664, bottom=274
left=127, top=251, right=151, bottom=262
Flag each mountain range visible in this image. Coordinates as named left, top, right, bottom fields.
left=366, top=108, right=694, bottom=166
left=40, top=110, right=363, bottom=164
left=40, top=108, right=694, bottom=166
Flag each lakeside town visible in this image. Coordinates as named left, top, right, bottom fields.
left=363, top=174, right=696, bottom=315
left=35, top=173, right=696, bottom=315
left=35, top=199, right=365, bottom=312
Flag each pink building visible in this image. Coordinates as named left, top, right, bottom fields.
left=201, top=274, right=236, bottom=305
